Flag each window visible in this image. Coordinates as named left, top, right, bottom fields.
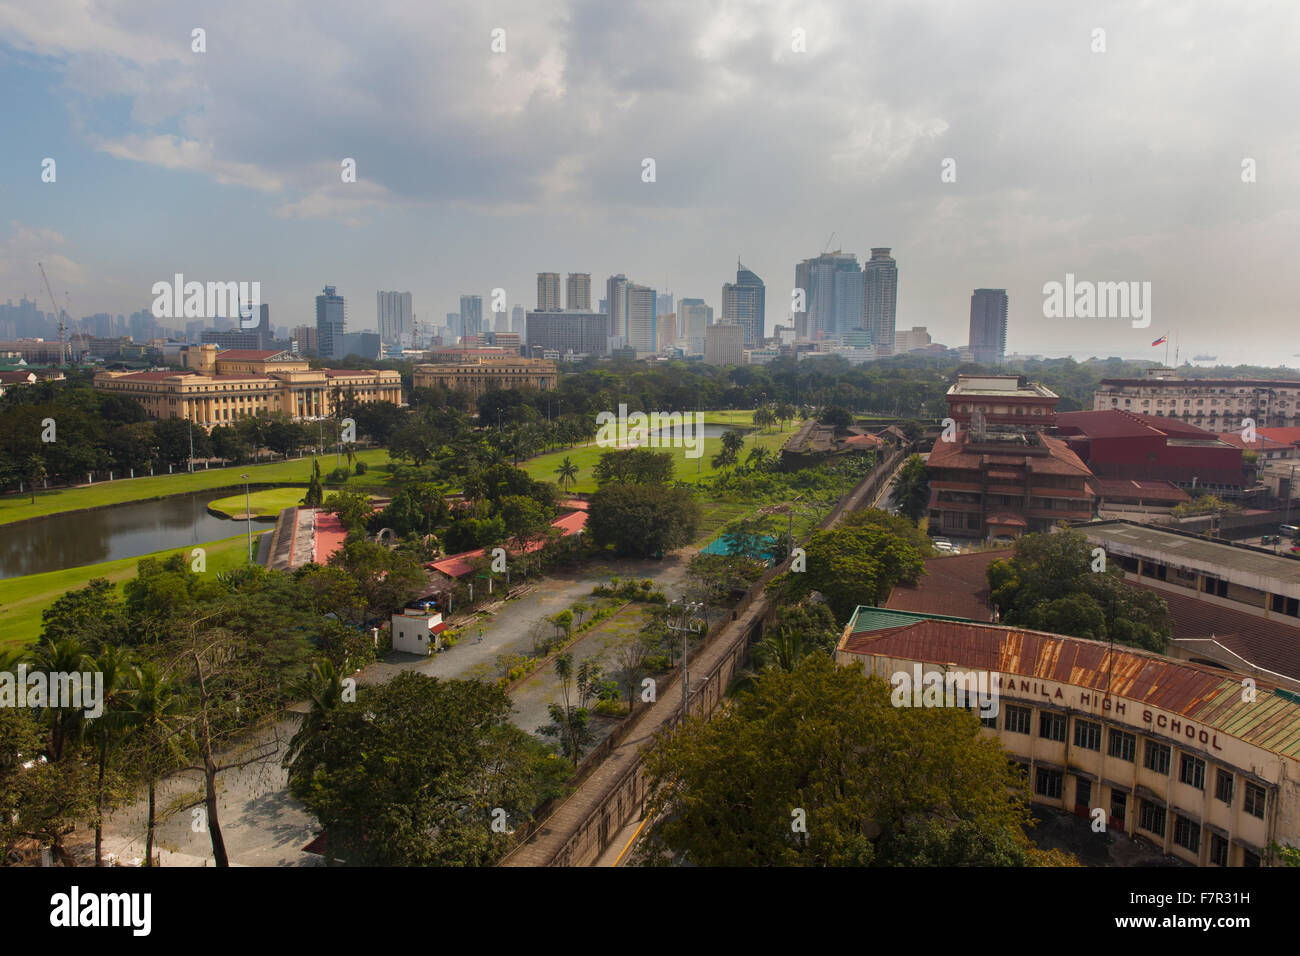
left=1110, top=790, right=1127, bottom=825
left=1075, top=777, right=1092, bottom=809
left=1139, top=800, right=1167, bottom=837
left=1004, top=704, right=1031, bottom=735
left=1244, top=783, right=1266, bottom=819
left=1035, top=767, right=1063, bottom=800
left=1074, top=720, right=1102, bottom=751
left=1144, top=741, right=1171, bottom=775
left=1108, top=729, right=1136, bottom=762
left=1243, top=849, right=1261, bottom=867
left=979, top=709, right=997, bottom=729
left=1179, top=754, right=1206, bottom=790
left=1210, top=833, right=1228, bottom=867
left=1215, top=770, right=1234, bottom=805
left=1173, top=815, right=1201, bottom=854
left=1039, top=711, right=1067, bottom=742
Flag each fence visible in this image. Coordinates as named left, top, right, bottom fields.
left=499, top=444, right=911, bottom=866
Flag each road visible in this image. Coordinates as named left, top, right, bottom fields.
left=94, top=552, right=692, bottom=866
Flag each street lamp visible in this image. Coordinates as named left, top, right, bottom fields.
left=666, top=601, right=706, bottom=721
left=240, top=474, right=252, bottom=564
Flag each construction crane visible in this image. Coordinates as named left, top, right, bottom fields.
left=822, top=231, right=839, bottom=255
left=37, top=261, right=67, bottom=367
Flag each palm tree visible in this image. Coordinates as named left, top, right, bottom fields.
left=282, top=659, right=346, bottom=790
left=555, top=457, right=579, bottom=493
left=122, top=662, right=187, bottom=867
left=86, top=645, right=135, bottom=866
left=25, top=455, right=47, bottom=504
left=721, top=427, right=746, bottom=460
left=28, top=637, right=89, bottom=762
left=745, top=446, right=772, bottom=471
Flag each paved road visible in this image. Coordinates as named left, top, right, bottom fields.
left=96, top=552, right=692, bottom=866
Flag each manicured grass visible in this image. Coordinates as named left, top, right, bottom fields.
left=0, top=533, right=265, bottom=648
left=207, top=487, right=307, bottom=520
left=522, top=423, right=798, bottom=494
left=0, top=449, right=392, bottom=526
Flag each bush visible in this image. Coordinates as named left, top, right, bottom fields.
left=593, top=699, right=628, bottom=717
left=328, top=467, right=351, bottom=482
left=355, top=460, right=368, bottom=475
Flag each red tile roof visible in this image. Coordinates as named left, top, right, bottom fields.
left=428, top=507, right=588, bottom=578
left=1057, top=409, right=1221, bottom=441
left=1089, top=478, right=1191, bottom=502
left=927, top=431, right=1093, bottom=477
left=1258, top=427, right=1300, bottom=446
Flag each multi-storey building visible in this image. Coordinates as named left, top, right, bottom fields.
left=605, top=275, right=628, bottom=339
left=413, top=357, right=557, bottom=398
left=525, top=311, right=609, bottom=356
left=969, top=288, right=1008, bottom=364
left=797, top=252, right=858, bottom=340
left=459, top=295, right=484, bottom=338
left=895, top=326, right=932, bottom=352
left=565, top=273, right=591, bottom=311
left=721, top=261, right=766, bottom=348
left=625, top=283, right=657, bottom=355
left=315, top=285, right=346, bottom=360
left=945, top=374, right=1059, bottom=429
left=537, top=273, right=562, bottom=311
left=657, top=312, right=677, bottom=351
left=837, top=609, right=1300, bottom=866
left=704, top=322, right=744, bottom=366
left=1094, top=370, right=1300, bottom=432
left=377, top=291, right=412, bottom=345
left=678, top=298, right=713, bottom=353
left=862, top=248, right=898, bottom=355
left=93, top=346, right=402, bottom=426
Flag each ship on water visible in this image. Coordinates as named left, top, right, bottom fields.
left=1193, top=354, right=1217, bottom=361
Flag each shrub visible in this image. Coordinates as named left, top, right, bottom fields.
left=355, top=460, right=368, bottom=475
left=593, top=699, right=628, bottom=718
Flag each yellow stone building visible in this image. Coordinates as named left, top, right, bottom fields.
left=93, top=346, right=403, bottom=426
left=412, top=357, right=557, bottom=398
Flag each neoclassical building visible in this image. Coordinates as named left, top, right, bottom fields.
left=93, top=346, right=402, bottom=426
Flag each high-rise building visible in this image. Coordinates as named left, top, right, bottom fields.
left=316, top=285, right=346, bottom=360
left=537, top=273, right=562, bottom=311
left=377, top=291, right=413, bottom=345
left=511, top=304, right=525, bottom=337
left=526, top=311, right=609, bottom=356
left=656, top=292, right=674, bottom=316
left=566, top=273, right=591, bottom=311
left=658, top=313, right=677, bottom=351
left=969, top=289, right=1008, bottom=364
left=862, top=248, right=898, bottom=355
left=833, top=269, right=864, bottom=342
left=895, top=326, right=933, bottom=353
left=797, top=252, right=858, bottom=340
left=626, top=283, right=657, bottom=355
left=721, top=262, right=766, bottom=348
left=459, top=295, right=483, bottom=338
left=605, top=275, right=628, bottom=339
left=291, top=325, right=317, bottom=354
left=678, top=298, right=713, bottom=354
left=446, top=312, right=460, bottom=339
left=705, top=322, right=744, bottom=366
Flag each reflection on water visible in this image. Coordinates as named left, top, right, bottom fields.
left=0, top=491, right=244, bottom=577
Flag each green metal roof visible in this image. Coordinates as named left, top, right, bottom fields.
left=848, top=606, right=975, bottom=635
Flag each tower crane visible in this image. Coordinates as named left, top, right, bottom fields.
left=37, top=261, right=66, bottom=367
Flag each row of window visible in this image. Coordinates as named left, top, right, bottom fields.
left=998, top=706, right=1266, bottom=818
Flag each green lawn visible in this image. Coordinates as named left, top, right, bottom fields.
left=0, top=449, right=392, bottom=526
left=0, top=533, right=265, bottom=648
left=207, top=487, right=307, bottom=520
left=522, top=423, right=797, bottom=494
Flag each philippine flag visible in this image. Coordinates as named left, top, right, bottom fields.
left=1151, top=334, right=1168, bottom=347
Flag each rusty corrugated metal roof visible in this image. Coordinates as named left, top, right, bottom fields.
left=842, top=616, right=1300, bottom=759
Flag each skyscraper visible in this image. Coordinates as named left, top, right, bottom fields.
left=376, top=290, right=412, bottom=345
left=721, top=262, right=766, bottom=347
left=537, top=273, right=562, bottom=311
left=658, top=313, right=677, bottom=350
left=459, top=295, right=483, bottom=338
left=969, top=289, right=1008, bottom=364
left=625, top=283, right=657, bottom=355
left=656, top=291, right=674, bottom=316
left=316, top=285, right=346, bottom=359
left=446, top=312, right=460, bottom=339
left=862, top=248, right=898, bottom=355
left=511, top=304, right=525, bottom=337
left=605, top=274, right=628, bottom=338
left=798, top=252, right=858, bottom=340
left=678, top=298, right=712, bottom=353
left=833, top=269, right=864, bottom=341
left=566, top=273, right=591, bottom=311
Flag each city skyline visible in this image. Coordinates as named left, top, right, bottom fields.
left=2, top=3, right=1295, bottom=365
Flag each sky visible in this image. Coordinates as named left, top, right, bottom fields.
left=1, top=0, right=1297, bottom=365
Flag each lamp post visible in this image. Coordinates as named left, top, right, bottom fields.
left=241, top=474, right=252, bottom=563
left=666, top=601, right=705, bottom=721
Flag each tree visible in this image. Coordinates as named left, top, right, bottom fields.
left=819, top=406, right=854, bottom=433
left=24, top=454, right=45, bottom=503
left=890, top=454, right=930, bottom=524
left=302, top=459, right=324, bottom=509
left=613, top=639, right=651, bottom=710
left=587, top=483, right=701, bottom=558
left=282, top=659, right=346, bottom=794
left=636, top=654, right=1070, bottom=866
left=776, top=522, right=926, bottom=623
left=120, top=662, right=188, bottom=867
left=323, top=490, right=374, bottom=534
left=554, top=456, right=579, bottom=492
left=538, top=654, right=592, bottom=766
left=987, top=529, right=1171, bottom=652
left=85, top=645, right=135, bottom=866
left=288, top=672, right=562, bottom=865
left=592, top=448, right=676, bottom=486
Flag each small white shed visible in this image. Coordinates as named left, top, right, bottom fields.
left=391, top=608, right=447, bottom=655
